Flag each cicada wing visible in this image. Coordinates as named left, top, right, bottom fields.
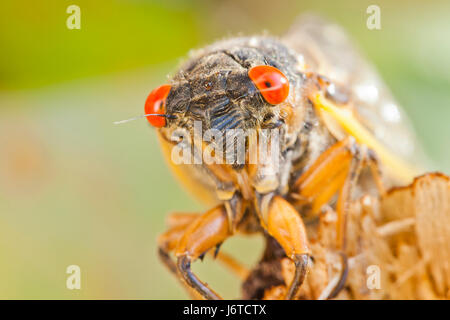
left=282, top=14, right=429, bottom=170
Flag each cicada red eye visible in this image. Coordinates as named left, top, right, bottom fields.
left=248, top=65, right=289, bottom=105
left=144, top=84, right=172, bottom=127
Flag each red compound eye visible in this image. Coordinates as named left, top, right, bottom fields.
left=248, top=65, right=289, bottom=105
left=144, top=84, right=171, bottom=127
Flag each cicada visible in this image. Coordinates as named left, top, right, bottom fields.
left=140, top=15, right=426, bottom=299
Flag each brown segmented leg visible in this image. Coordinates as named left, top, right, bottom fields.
left=158, top=211, right=249, bottom=299
left=292, top=137, right=354, bottom=212
left=367, top=149, right=386, bottom=196
left=291, top=137, right=375, bottom=299
left=172, top=206, right=232, bottom=300
left=266, top=195, right=311, bottom=300
left=335, top=147, right=365, bottom=250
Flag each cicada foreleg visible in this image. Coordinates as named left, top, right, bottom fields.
left=174, top=205, right=231, bottom=300
left=263, top=195, right=311, bottom=299
left=159, top=205, right=252, bottom=300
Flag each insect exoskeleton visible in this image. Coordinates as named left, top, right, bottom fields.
left=148, top=15, right=425, bottom=300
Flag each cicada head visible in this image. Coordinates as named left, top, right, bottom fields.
left=153, top=37, right=306, bottom=139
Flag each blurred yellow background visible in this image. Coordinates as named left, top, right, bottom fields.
left=0, top=0, right=449, bottom=299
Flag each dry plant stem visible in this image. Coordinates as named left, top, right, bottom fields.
left=246, top=173, right=450, bottom=300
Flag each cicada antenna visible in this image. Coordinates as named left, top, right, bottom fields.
left=113, top=113, right=177, bottom=125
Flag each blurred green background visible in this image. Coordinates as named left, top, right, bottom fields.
left=0, top=0, right=449, bottom=299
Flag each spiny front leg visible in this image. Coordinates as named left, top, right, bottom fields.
left=158, top=212, right=200, bottom=274
left=159, top=211, right=251, bottom=300
left=263, top=195, right=311, bottom=300
left=174, top=205, right=232, bottom=300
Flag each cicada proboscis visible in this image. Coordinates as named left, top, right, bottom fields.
left=137, top=15, right=428, bottom=300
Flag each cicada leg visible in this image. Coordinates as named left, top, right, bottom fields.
left=367, top=149, right=386, bottom=197
left=291, top=136, right=384, bottom=298
left=158, top=212, right=201, bottom=273
left=292, top=136, right=355, bottom=216
left=264, top=195, right=311, bottom=299
left=173, top=205, right=231, bottom=300
left=158, top=210, right=250, bottom=299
